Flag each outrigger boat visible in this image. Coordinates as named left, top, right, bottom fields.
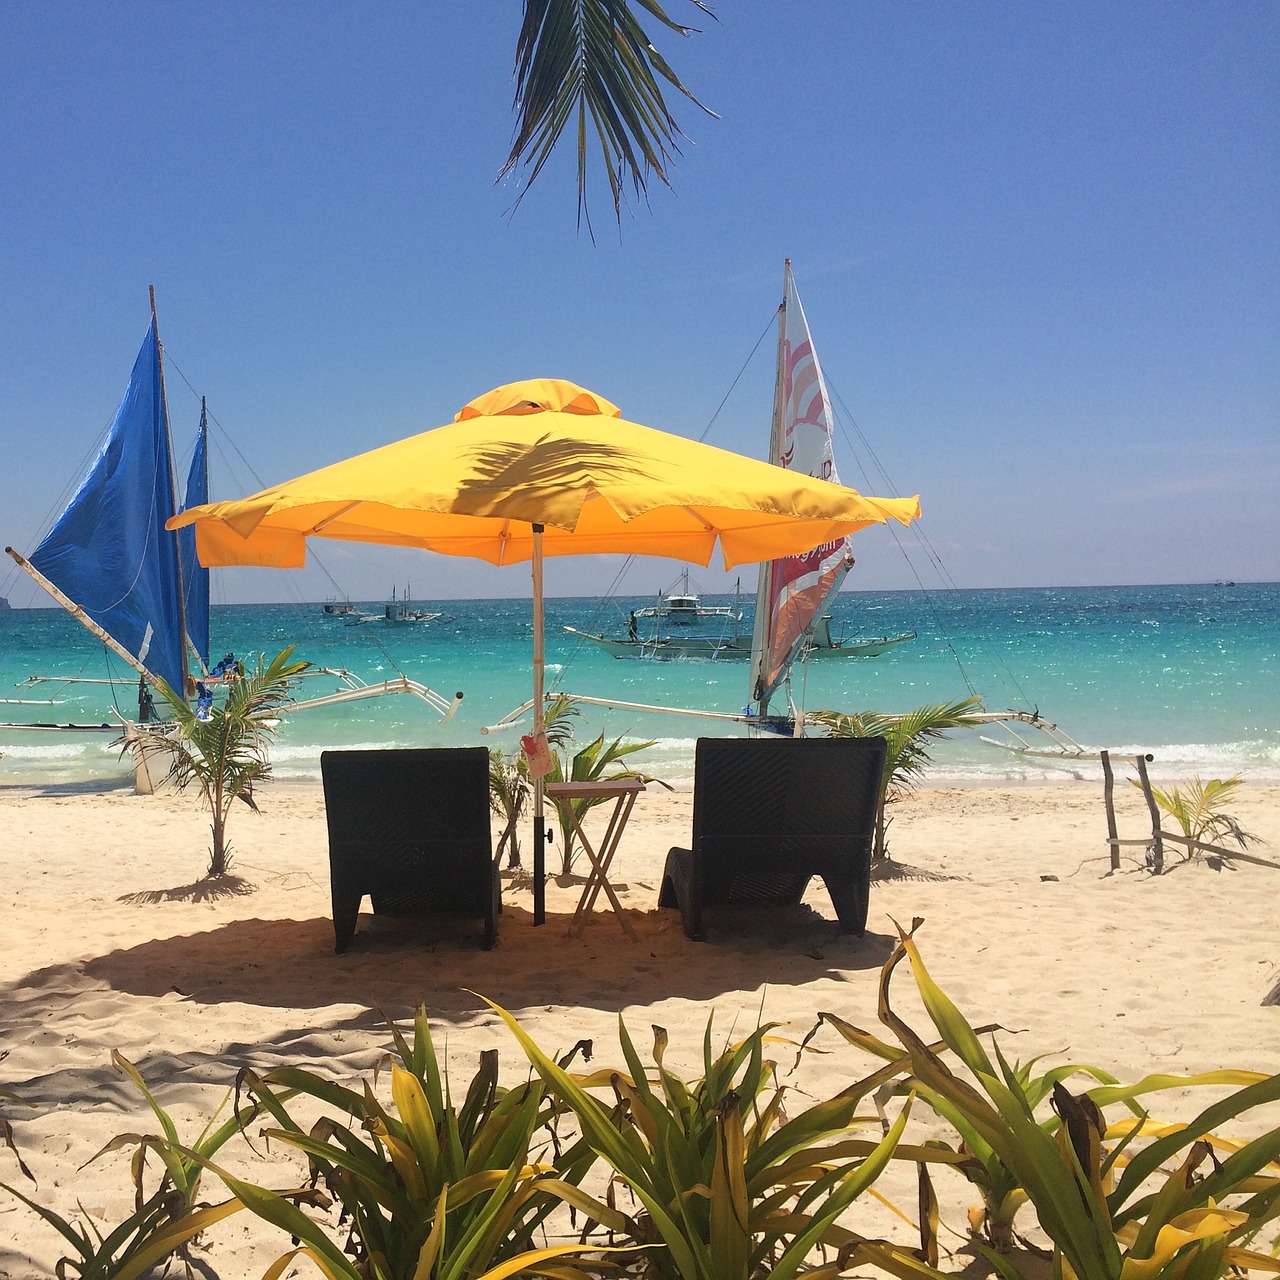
left=565, top=266, right=916, bottom=682
left=2, top=291, right=461, bottom=787
left=566, top=610, right=915, bottom=662
left=567, top=566, right=915, bottom=662
left=382, top=584, right=442, bottom=625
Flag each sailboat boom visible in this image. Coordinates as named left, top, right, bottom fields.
left=4, top=547, right=158, bottom=685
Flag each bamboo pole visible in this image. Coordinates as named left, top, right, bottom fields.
left=1156, top=831, right=1280, bottom=869
left=5, top=547, right=155, bottom=684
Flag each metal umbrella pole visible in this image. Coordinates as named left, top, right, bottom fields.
left=531, top=523, right=546, bottom=925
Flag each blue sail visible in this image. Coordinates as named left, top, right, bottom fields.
left=28, top=321, right=189, bottom=696
left=180, top=402, right=211, bottom=672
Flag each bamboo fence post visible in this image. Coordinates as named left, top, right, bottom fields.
left=1134, top=754, right=1164, bottom=873
left=1101, top=750, right=1120, bottom=870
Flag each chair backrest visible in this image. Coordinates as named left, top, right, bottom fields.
left=321, top=747, right=492, bottom=910
left=691, top=735, right=885, bottom=874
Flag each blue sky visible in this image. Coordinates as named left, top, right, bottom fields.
left=2, top=1, right=1275, bottom=605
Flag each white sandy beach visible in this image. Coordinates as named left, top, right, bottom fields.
left=1, top=778, right=1277, bottom=1277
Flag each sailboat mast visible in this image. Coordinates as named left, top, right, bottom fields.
left=151, top=286, right=193, bottom=694
left=748, top=261, right=792, bottom=718
left=188, top=397, right=210, bottom=671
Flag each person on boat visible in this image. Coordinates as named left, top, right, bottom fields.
left=195, top=681, right=214, bottom=722
left=137, top=676, right=156, bottom=724
left=210, top=651, right=239, bottom=680
left=628, top=610, right=638, bottom=641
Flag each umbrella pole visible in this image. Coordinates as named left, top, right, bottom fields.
left=532, top=524, right=546, bottom=926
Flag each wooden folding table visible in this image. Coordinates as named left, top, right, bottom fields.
left=544, top=778, right=646, bottom=939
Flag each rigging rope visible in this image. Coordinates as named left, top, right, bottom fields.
left=164, top=353, right=433, bottom=694
left=825, top=376, right=1039, bottom=712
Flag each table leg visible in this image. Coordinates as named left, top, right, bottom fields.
left=564, top=795, right=638, bottom=940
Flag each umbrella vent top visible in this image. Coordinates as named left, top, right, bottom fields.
left=456, top=379, right=622, bottom=422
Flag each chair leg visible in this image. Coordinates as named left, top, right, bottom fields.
left=824, top=874, right=869, bottom=936
left=484, top=865, right=500, bottom=950
left=659, top=849, right=703, bottom=941
left=332, top=883, right=362, bottom=954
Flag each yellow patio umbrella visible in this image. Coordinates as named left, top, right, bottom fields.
left=169, top=378, right=920, bottom=922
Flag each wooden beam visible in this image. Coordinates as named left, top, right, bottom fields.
left=1134, top=754, right=1164, bottom=873
left=1102, top=750, right=1120, bottom=870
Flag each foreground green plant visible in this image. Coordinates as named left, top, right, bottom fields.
left=850, top=921, right=1280, bottom=1280
left=486, top=999, right=919, bottom=1280
left=812, top=697, right=985, bottom=863
left=0, top=1053, right=261, bottom=1280
left=1136, top=774, right=1262, bottom=863
left=122, top=646, right=310, bottom=876
left=208, top=1006, right=602, bottom=1280
left=807, top=1011, right=1123, bottom=1255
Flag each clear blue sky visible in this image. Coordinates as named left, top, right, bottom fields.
left=2, top=1, right=1275, bottom=605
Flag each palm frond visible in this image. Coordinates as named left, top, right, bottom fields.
left=812, top=697, right=985, bottom=861
left=503, top=0, right=718, bottom=231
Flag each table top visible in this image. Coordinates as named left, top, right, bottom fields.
left=545, top=779, right=646, bottom=799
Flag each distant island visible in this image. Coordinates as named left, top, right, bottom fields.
left=0, top=596, right=9, bottom=610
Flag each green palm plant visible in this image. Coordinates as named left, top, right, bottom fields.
left=199, top=1006, right=603, bottom=1280
left=503, top=0, right=717, bottom=229
left=1136, top=774, right=1261, bottom=862
left=488, top=746, right=531, bottom=868
left=547, top=729, right=671, bottom=875
left=120, top=646, right=310, bottom=877
left=811, top=696, right=986, bottom=864
left=485, top=999, right=917, bottom=1280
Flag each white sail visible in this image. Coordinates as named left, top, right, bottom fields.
left=749, top=262, right=854, bottom=716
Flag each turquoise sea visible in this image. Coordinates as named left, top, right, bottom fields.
left=0, top=582, right=1276, bottom=788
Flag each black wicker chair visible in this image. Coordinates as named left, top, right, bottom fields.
left=320, top=747, right=499, bottom=952
left=658, top=735, right=886, bottom=940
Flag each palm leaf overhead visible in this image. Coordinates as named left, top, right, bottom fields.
left=503, top=0, right=717, bottom=230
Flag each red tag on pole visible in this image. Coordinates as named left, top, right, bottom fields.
left=520, top=731, right=552, bottom=779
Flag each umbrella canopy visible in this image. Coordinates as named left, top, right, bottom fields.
left=172, top=379, right=919, bottom=572
left=169, top=378, right=920, bottom=925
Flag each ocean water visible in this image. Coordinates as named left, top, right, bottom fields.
left=0, top=582, right=1276, bottom=788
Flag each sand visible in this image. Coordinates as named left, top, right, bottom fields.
left=1, top=777, right=1277, bottom=1276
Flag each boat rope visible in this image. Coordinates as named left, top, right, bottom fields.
left=825, top=375, right=1041, bottom=713
left=99, top=644, right=128, bottom=720
left=159, top=361, right=429, bottom=690
left=694, top=312, right=775, bottom=443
